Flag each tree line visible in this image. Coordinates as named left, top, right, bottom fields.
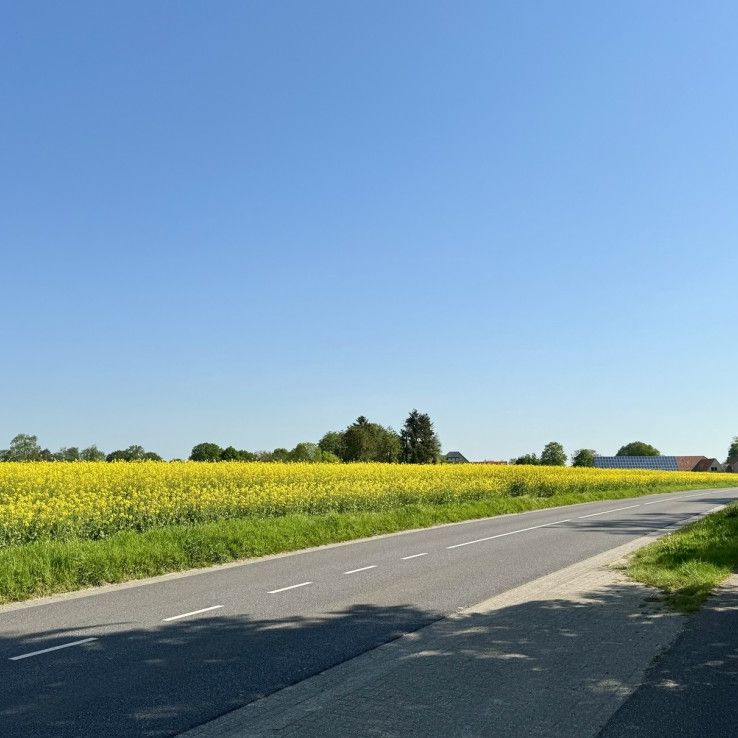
left=0, top=434, right=162, bottom=462
left=190, top=410, right=442, bottom=464
left=512, top=440, right=664, bottom=467
left=0, top=410, right=442, bottom=465
left=514, top=438, right=738, bottom=467
left=3, top=429, right=735, bottom=466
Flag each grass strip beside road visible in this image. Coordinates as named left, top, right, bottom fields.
left=0, top=483, right=732, bottom=605
left=628, top=502, right=738, bottom=612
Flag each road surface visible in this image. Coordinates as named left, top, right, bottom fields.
left=599, top=572, right=738, bottom=738
left=1, top=486, right=736, bottom=737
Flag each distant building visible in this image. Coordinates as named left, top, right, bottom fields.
left=692, top=458, right=724, bottom=472
left=675, top=456, right=711, bottom=471
left=725, top=456, right=738, bottom=473
left=593, top=455, right=724, bottom=472
left=444, top=451, right=468, bottom=464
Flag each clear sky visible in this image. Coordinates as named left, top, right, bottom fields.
left=2, top=2, right=736, bottom=461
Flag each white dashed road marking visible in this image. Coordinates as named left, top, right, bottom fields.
left=644, top=492, right=713, bottom=506
left=268, top=582, right=313, bottom=594
left=10, top=638, right=98, bottom=661
left=446, top=519, right=573, bottom=550
left=163, top=605, right=223, bottom=622
left=577, top=504, right=641, bottom=519
left=8, top=490, right=727, bottom=667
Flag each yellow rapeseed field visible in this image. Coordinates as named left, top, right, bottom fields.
left=0, top=462, right=731, bottom=547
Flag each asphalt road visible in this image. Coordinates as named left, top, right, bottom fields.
left=1, top=487, right=737, bottom=737
left=599, top=572, right=738, bottom=738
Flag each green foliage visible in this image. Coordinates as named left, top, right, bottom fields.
left=219, top=446, right=240, bottom=461
left=616, top=441, right=660, bottom=457
left=219, top=446, right=256, bottom=462
left=189, top=442, right=223, bottom=462
left=56, top=447, right=80, bottom=462
left=106, top=450, right=129, bottom=462
left=540, top=441, right=567, bottom=466
left=107, top=445, right=158, bottom=462
left=0, top=435, right=155, bottom=463
left=400, top=409, right=441, bottom=464
left=187, top=439, right=340, bottom=464
left=288, top=442, right=321, bottom=462
left=0, top=436, right=109, bottom=462
left=0, top=410, right=444, bottom=466
left=80, top=445, right=106, bottom=461
left=513, top=453, right=539, bottom=465
left=338, top=417, right=401, bottom=462
left=572, top=449, right=596, bottom=467
left=6, top=434, right=42, bottom=461
left=285, top=442, right=344, bottom=463
left=374, top=426, right=402, bottom=462
left=727, top=436, right=738, bottom=461
left=318, top=431, right=344, bottom=458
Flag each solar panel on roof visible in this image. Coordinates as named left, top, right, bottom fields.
left=593, top=456, right=678, bottom=471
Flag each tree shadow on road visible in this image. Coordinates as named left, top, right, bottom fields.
left=0, top=574, right=693, bottom=738
left=598, top=580, right=738, bottom=737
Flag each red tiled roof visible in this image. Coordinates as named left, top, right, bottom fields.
left=692, top=458, right=720, bottom=472
left=675, top=456, right=707, bottom=471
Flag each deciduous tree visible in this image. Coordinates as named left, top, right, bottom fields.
left=80, top=445, right=106, bottom=461
left=340, top=417, right=401, bottom=462
left=318, top=431, right=344, bottom=458
left=56, top=447, right=80, bottom=462
left=540, top=441, right=567, bottom=466
left=572, top=449, right=596, bottom=467
left=512, top=453, right=539, bottom=465
left=616, top=441, right=660, bottom=457
left=727, top=437, right=738, bottom=461
left=220, top=446, right=240, bottom=461
left=7, top=434, right=42, bottom=461
left=107, top=445, right=157, bottom=462
left=189, top=442, right=223, bottom=462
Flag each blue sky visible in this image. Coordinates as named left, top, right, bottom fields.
left=1, top=2, right=736, bottom=461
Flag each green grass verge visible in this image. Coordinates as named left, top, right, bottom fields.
left=0, top=482, right=734, bottom=605
left=628, top=502, right=738, bottom=612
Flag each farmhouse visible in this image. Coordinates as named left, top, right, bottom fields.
left=691, top=458, right=724, bottom=472
left=593, top=455, right=724, bottom=472
left=444, top=451, right=468, bottom=464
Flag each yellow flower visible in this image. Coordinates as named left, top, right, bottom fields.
left=0, top=461, right=726, bottom=547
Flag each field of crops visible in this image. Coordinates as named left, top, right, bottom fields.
left=0, top=461, right=733, bottom=547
